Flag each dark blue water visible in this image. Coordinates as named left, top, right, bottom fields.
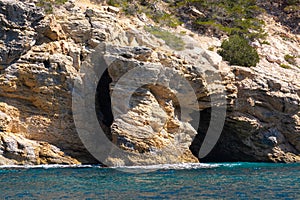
left=0, top=163, right=299, bottom=199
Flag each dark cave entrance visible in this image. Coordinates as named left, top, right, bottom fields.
left=190, top=108, right=257, bottom=162
left=95, top=69, right=114, bottom=141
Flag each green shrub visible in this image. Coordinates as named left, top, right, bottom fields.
left=284, top=54, right=296, bottom=65
left=208, top=46, right=215, bottom=51
left=179, top=0, right=266, bottom=40
left=285, top=0, right=300, bottom=12
left=107, top=0, right=182, bottom=28
left=217, top=35, right=259, bottom=67
left=280, top=64, right=291, bottom=69
left=144, top=26, right=185, bottom=51
left=107, top=0, right=122, bottom=7
left=261, top=40, right=270, bottom=45
left=180, top=31, right=187, bottom=35
left=154, top=13, right=182, bottom=28
left=36, top=0, right=68, bottom=14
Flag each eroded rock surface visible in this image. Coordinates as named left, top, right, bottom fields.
left=0, top=0, right=44, bottom=66
left=0, top=0, right=299, bottom=165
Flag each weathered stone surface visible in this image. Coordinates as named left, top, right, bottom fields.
left=36, top=15, right=66, bottom=41
left=0, top=1, right=299, bottom=166
left=198, top=62, right=300, bottom=162
left=0, top=0, right=44, bottom=66
left=0, top=131, right=79, bottom=165
left=107, top=58, right=199, bottom=164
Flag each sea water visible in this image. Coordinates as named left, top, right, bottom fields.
left=0, top=162, right=299, bottom=199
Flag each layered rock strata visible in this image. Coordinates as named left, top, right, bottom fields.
left=0, top=0, right=299, bottom=165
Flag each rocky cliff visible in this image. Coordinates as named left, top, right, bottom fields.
left=0, top=0, right=299, bottom=165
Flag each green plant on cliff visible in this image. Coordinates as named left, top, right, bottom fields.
left=107, top=0, right=268, bottom=40
left=218, top=35, right=259, bottom=67
left=283, top=0, right=300, bottom=13
left=284, top=54, right=297, bottom=65
left=144, top=26, right=185, bottom=51
left=107, top=0, right=182, bottom=28
left=36, top=0, right=68, bottom=14
left=280, top=64, right=292, bottom=69
left=176, top=0, right=266, bottom=40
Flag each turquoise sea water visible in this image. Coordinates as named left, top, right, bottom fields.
left=0, top=162, right=299, bottom=199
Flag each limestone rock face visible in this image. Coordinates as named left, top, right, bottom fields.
left=0, top=0, right=299, bottom=165
left=203, top=65, right=300, bottom=163
left=0, top=0, right=44, bottom=66
left=0, top=131, right=79, bottom=165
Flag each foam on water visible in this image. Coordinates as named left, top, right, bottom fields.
left=0, top=164, right=99, bottom=169
left=0, top=162, right=244, bottom=170
left=0, top=162, right=294, bottom=171
left=113, top=163, right=221, bottom=170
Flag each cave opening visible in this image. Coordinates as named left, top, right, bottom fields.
left=190, top=108, right=257, bottom=162
left=95, top=69, right=114, bottom=141
left=189, top=108, right=233, bottom=162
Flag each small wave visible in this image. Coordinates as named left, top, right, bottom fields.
left=0, top=162, right=285, bottom=170
left=113, top=162, right=235, bottom=170
left=0, top=164, right=101, bottom=169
